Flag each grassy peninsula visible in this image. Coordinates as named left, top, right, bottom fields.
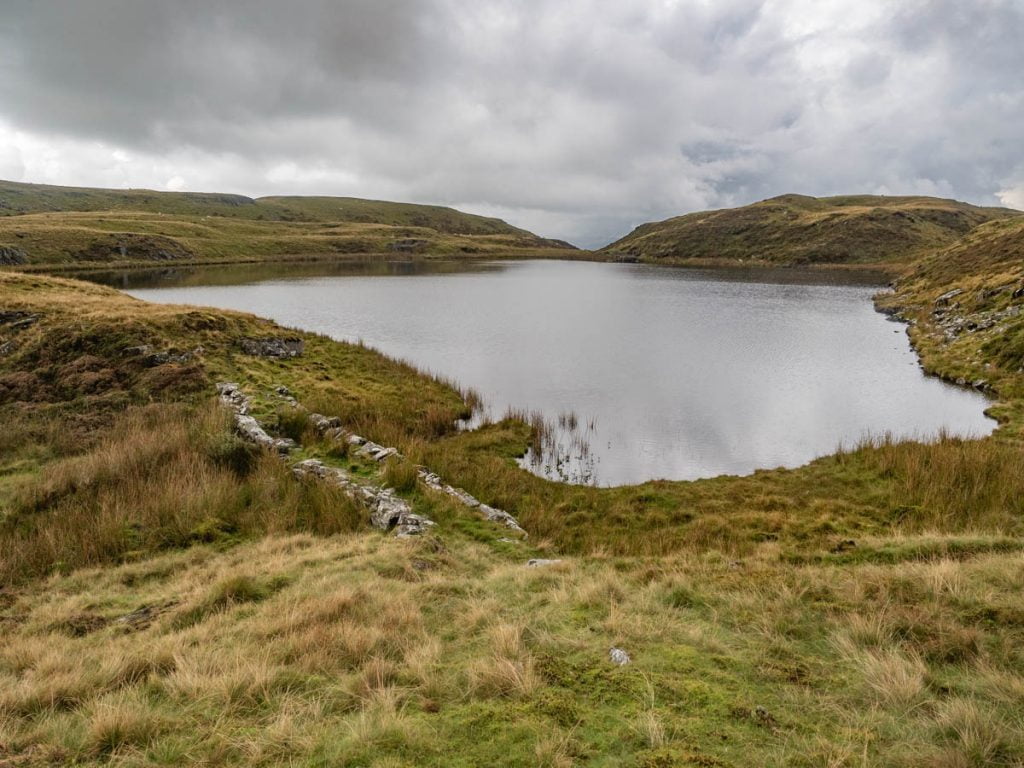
left=1, top=187, right=1024, bottom=766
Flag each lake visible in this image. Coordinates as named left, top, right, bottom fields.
left=92, top=259, right=996, bottom=486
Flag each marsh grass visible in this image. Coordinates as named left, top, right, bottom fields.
left=382, top=456, right=418, bottom=493
left=0, top=401, right=364, bottom=583
left=840, top=432, right=1024, bottom=530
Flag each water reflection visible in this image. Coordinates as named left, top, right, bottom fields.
left=83, top=259, right=995, bottom=486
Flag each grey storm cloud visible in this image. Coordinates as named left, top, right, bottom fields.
left=0, top=0, right=1022, bottom=247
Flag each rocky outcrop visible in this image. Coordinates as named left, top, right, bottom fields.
left=929, top=290, right=1021, bottom=341
left=388, top=238, right=429, bottom=253
left=73, top=234, right=195, bottom=263
left=609, top=647, right=631, bottom=666
left=309, top=412, right=342, bottom=432
left=216, top=382, right=295, bottom=454
left=239, top=337, right=304, bottom=358
left=236, top=414, right=297, bottom=454
left=123, top=344, right=202, bottom=367
left=0, top=247, right=27, bottom=266
left=0, top=311, right=40, bottom=357
left=0, top=311, right=38, bottom=330
left=419, top=469, right=527, bottom=536
left=292, top=458, right=435, bottom=537
left=216, top=381, right=526, bottom=539
left=314, top=422, right=527, bottom=535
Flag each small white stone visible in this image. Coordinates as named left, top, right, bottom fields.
left=609, top=647, right=630, bottom=666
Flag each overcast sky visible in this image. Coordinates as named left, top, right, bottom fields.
left=1, top=1, right=1022, bottom=247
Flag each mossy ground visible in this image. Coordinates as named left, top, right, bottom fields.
left=2, top=237, right=1024, bottom=766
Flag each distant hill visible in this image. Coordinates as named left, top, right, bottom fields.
left=0, top=180, right=575, bottom=267
left=0, top=179, right=539, bottom=236
left=601, top=194, right=1022, bottom=267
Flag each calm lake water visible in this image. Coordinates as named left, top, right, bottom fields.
left=93, top=260, right=996, bottom=486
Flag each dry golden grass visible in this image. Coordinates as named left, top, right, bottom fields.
left=0, top=533, right=1021, bottom=766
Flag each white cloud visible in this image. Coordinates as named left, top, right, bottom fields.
left=0, top=0, right=1021, bottom=246
left=998, top=186, right=1024, bottom=211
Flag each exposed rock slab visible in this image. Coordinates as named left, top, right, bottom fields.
left=292, top=458, right=434, bottom=537
left=609, top=647, right=631, bottom=666
left=239, top=337, right=304, bottom=358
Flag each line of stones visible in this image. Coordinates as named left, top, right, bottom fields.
left=215, top=382, right=526, bottom=539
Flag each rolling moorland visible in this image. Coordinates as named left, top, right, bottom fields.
left=0, top=180, right=577, bottom=270
left=602, top=194, right=1023, bottom=269
left=1, top=182, right=1024, bottom=766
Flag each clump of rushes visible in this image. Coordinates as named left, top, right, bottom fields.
left=173, top=573, right=287, bottom=629
left=383, top=456, right=418, bottom=493
left=276, top=406, right=312, bottom=443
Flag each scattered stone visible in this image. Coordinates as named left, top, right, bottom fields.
left=527, top=558, right=563, bottom=568
left=417, top=469, right=444, bottom=491
left=217, top=382, right=294, bottom=454
left=364, top=444, right=399, bottom=462
left=115, top=601, right=177, bottom=631
left=292, top=458, right=435, bottom=537
left=356, top=440, right=401, bottom=462
left=830, top=539, right=857, bottom=554
left=370, top=489, right=414, bottom=529
left=309, top=413, right=343, bottom=433
left=609, top=647, right=631, bottom=666
left=753, top=705, right=780, bottom=730
left=235, top=414, right=295, bottom=454
left=934, top=288, right=964, bottom=306
left=215, top=382, right=520, bottom=540
left=416, top=469, right=527, bottom=536
left=394, top=513, right=437, bottom=538
left=479, top=504, right=528, bottom=536
left=239, top=337, right=304, bottom=358
left=388, top=238, right=429, bottom=253
left=0, top=310, right=38, bottom=329
left=217, top=381, right=251, bottom=415
left=271, top=384, right=301, bottom=408
left=139, top=348, right=197, bottom=367
left=0, top=246, right=27, bottom=265
left=444, top=486, right=480, bottom=508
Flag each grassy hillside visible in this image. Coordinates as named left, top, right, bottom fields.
left=2, top=270, right=1024, bottom=765
left=0, top=180, right=576, bottom=268
left=602, top=194, right=1021, bottom=268
left=877, top=216, right=1024, bottom=424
